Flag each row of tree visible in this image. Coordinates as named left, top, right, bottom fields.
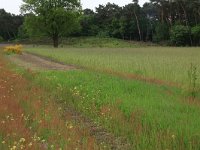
left=78, top=0, right=200, bottom=46
left=0, top=9, right=23, bottom=41
left=0, top=0, right=199, bottom=47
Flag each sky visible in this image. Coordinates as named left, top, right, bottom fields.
left=0, top=0, right=149, bottom=15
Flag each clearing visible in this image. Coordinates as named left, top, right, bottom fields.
left=1, top=43, right=200, bottom=150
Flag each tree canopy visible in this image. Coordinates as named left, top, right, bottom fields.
left=0, top=9, right=23, bottom=41
left=21, top=0, right=81, bottom=47
left=1, top=0, right=199, bottom=46
left=77, top=0, right=200, bottom=46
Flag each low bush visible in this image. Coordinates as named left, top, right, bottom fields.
left=4, top=44, right=23, bottom=55
left=170, top=25, right=190, bottom=46
left=0, top=36, right=4, bottom=42
left=192, top=25, right=200, bottom=46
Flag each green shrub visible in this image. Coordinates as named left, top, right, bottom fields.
left=153, top=23, right=169, bottom=43
left=0, top=36, right=4, bottom=42
left=191, top=25, right=200, bottom=46
left=170, top=25, right=190, bottom=46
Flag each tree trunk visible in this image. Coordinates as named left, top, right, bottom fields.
left=53, top=34, right=59, bottom=48
left=133, top=10, right=142, bottom=41
left=180, top=3, right=193, bottom=46
left=169, top=0, right=172, bottom=26
left=161, top=7, right=164, bottom=24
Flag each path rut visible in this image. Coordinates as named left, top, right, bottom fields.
left=10, top=52, right=77, bottom=71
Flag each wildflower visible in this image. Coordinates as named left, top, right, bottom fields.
left=171, top=135, right=175, bottom=139
left=2, top=141, right=5, bottom=144
left=20, top=145, right=25, bottom=149
left=11, top=146, right=17, bottom=150
left=4, top=44, right=23, bottom=55
left=69, top=125, right=73, bottom=129
left=19, top=138, right=25, bottom=143
left=28, top=142, right=32, bottom=147
left=66, top=122, right=73, bottom=129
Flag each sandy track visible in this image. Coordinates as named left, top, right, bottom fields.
left=5, top=52, right=131, bottom=149
left=10, top=52, right=77, bottom=71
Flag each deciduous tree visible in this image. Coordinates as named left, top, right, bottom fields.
left=21, top=0, right=81, bottom=48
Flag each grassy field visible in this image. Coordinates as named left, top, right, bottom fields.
left=61, top=37, right=156, bottom=48
left=0, top=50, right=102, bottom=150
left=2, top=38, right=200, bottom=149
left=20, top=44, right=200, bottom=149
left=31, top=70, right=200, bottom=149
left=25, top=47, right=200, bottom=84
left=18, top=37, right=155, bottom=48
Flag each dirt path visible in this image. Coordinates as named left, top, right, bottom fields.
left=10, top=52, right=77, bottom=71
left=0, top=53, right=101, bottom=149
left=1, top=51, right=131, bottom=149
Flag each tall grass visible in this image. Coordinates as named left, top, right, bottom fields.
left=25, top=47, right=200, bottom=84
left=19, top=45, right=200, bottom=149
left=29, top=70, right=200, bottom=150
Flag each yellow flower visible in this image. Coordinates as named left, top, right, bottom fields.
left=20, top=145, right=25, bottom=149
left=3, top=45, right=23, bottom=55
left=12, top=146, right=17, bottom=150
left=66, top=122, right=73, bottom=129
left=172, top=135, right=175, bottom=139
left=19, top=138, right=25, bottom=143
left=28, top=142, right=32, bottom=147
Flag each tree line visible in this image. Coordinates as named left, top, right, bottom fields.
left=0, top=9, right=23, bottom=42
left=0, top=0, right=200, bottom=47
left=78, top=0, right=200, bottom=46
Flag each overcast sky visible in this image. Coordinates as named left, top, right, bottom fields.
left=0, top=0, right=149, bottom=15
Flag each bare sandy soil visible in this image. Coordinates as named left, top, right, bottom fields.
left=9, top=52, right=77, bottom=71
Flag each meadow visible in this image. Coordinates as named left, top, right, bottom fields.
left=21, top=44, right=200, bottom=149
left=25, top=46, right=200, bottom=84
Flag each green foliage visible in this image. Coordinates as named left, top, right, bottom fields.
left=21, top=0, right=81, bottom=47
left=78, top=0, right=200, bottom=44
left=191, top=25, right=200, bottom=46
left=153, top=23, right=169, bottom=42
left=188, top=63, right=198, bottom=100
left=79, top=14, right=98, bottom=36
left=170, top=25, right=190, bottom=46
left=17, top=25, right=29, bottom=39
left=62, top=37, right=138, bottom=48
left=31, top=65, right=200, bottom=150
left=0, top=36, right=4, bottom=42
left=0, top=9, right=23, bottom=41
left=1, top=0, right=200, bottom=45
